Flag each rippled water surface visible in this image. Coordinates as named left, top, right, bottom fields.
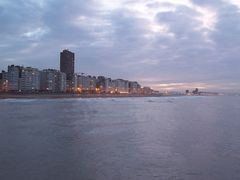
left=1, top=96, right=240, bottom=180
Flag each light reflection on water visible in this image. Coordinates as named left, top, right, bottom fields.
left=0, top=96, right=240, bottom=180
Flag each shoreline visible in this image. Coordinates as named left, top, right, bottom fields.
left=0, top=93, right=173, bottom=99
left=0, top=93, right=222, bottom=100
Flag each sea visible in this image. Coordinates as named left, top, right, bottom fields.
left=0, top=96, right=240, bottom=180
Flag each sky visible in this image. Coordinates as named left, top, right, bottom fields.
left=0, top=0, right=240, bottom=92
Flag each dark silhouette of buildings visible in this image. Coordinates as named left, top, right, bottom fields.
left=60, top=49, right=74, bottom=80
left=0, top=49, right=159, bottom=95
left=193, top=88, right=199, bottom=94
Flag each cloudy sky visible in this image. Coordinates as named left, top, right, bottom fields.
left=0, top=0, right=240, bottom=92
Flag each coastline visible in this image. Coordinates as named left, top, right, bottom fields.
left=0, top=93, right=170, bottom=99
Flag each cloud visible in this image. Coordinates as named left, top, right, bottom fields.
left=0, top=0, right=240, bottom=92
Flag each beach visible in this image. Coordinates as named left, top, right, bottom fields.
left=0, top=93, right=166, bottom=99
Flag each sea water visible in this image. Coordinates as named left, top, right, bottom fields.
left=0, top=96, right=240, bottom=180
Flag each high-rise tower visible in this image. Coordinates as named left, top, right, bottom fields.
left=60, top=49, right=74, bottom=80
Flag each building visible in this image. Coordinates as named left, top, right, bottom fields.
left=66, top=73, right=78, bottom=93
left=7, top=65, right=21, bottom=91
left=0, top=72, right=3, bottom=92
left=55, top=71, right=66, bottom=93
left=60, top=49, right=74, bottom=80
left=97, top=76, right=107, bottom=93
left=19, top=67, right=40, bottom=92
left=77, top=75, right=96, bottom=93
left=97, top=76, right=125, bottom=93
left=0, top=72, right=2, bottom=92
left=113, top=79, right=129, bottom=94
left=105, top=78, right=114, bottom=93
left=192, top=88, right=199, bottom=95
left=60, top=49, right=75, bottom=92
left=6, top=65, right=41, bottom=92
left=97, top=77, right=139, bottom=94
left=0, top=71, right=8, bottom=92
left=129, top=81, right=141, bottom=94
left=141, top=87, right=153, bottom=95
left=40, top=69, right=66, bottom=93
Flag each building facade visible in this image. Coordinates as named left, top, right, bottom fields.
left=77, top=75, right=96, bottom=93
left=105, top=78, right=114, bottom=93
left=60, top=49, right=76, bottom=92
left=40, top=69, right=66, bottom=93
left=113, top=79, right=129, bottom=94
left=97, top=76, right=107, bottom=93
left=0, top=71, right=8, bottom=92
left=66, top=73, right=78, bottom=93
left=129, top=81, right=141, bottom=94
left=7, top=65, right=21, bottom=91
left=96, top=77, right=141, bottom=94
left=141, top=87, right=153, bottom=95
left=60, top=49, right=74, bottom=80
left=19, top=67, right=40, bottom=92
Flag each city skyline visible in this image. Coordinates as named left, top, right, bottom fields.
left=0, top=49, right=154, bottom=95
left=1, top=0, right=240, bottom=92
